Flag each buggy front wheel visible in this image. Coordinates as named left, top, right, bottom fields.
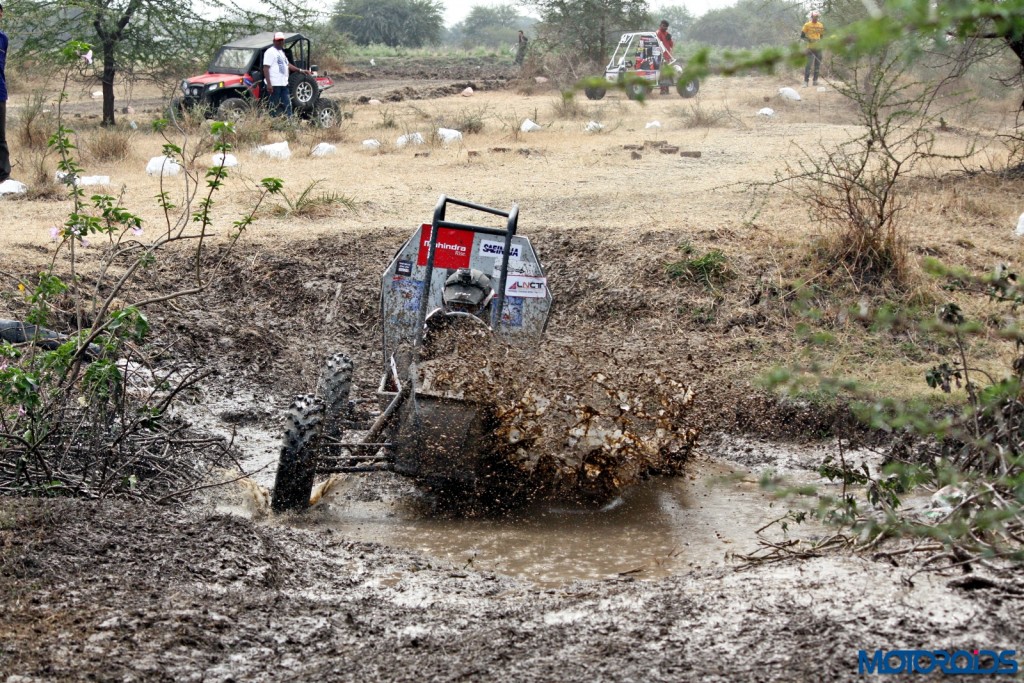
left=271, top=394, right=324, bottom=513
left=677, top=78, right=700, bottom=99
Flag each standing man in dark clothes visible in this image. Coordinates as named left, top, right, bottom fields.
left=515, top=30, right=528, bottom=66
left=0, top=3, right=10, bottom=183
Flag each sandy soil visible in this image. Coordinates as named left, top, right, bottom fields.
left=2, top=66, right=1024, bottom=680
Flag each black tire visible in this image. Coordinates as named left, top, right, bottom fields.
left=677, top=78, right=700, bottom=99
left=289, top=72, right=319, bottom=113
left=625, top=80, right=650, bottom=101
left=312, top=99, right=341, bottom=128
left=271, top=394, right=324, bottom=513
left=317, top=351, right=354, bottom=441
left=584, top=87, right=607, bottom=101
left=216, top=97, right=249, bottom=121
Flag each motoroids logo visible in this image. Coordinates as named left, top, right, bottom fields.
left=504, top=275, right=547, bottom=298
left=416, top=224, right=473, bottom=269
left=857, top=649, right=1018, bottom=675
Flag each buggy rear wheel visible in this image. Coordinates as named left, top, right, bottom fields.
left=271, top=394, right=324, bottom=513
left=584, top=86, right=606, bottom=100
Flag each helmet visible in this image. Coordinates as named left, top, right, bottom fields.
left=443, top=268, right=494, bottom=313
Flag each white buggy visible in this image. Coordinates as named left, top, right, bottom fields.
left=584, top=31, right=700, bottom=100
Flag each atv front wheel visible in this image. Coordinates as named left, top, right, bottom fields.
left=677, top=78, right=700, bottom=99
left=216, top=97, right=249, bottom=121
left=271, top=394, right=324, bottom=513
left=289, top=73, right=319, bottom=113
left=584, top=87, right=607, bottom=101
left=312, top=99, right=341, bottom=128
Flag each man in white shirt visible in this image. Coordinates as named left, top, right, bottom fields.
left=263, top=32, right=311, bottom=118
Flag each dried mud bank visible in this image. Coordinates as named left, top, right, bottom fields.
left=1, top=497, right=1020, bottom=682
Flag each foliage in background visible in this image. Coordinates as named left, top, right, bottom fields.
left=331, top=0, right=444, bottom=47
left=445, top=4, right=536, bottom=50
left=756, top=261, right=1024, bottom=573
left=0, top=42, right=283, bottom=501
left=526, top=0, right=649, bottom=66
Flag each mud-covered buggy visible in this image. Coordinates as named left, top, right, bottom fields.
left=271, top=196, right=552, bottom=512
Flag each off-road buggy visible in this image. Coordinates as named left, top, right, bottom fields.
left=177, top=32, right=342, bottom=127
left=584, top=31, right=700, bottom=101
left=271, top=196, right=553, bottom=512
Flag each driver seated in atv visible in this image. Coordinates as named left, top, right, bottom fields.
left=421, top=268, right=495, bottom=357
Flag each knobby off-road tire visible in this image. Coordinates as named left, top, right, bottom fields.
left=312, top=99, right=341, bottom=128
left=625, top=80, right=651, bottom=101
left=289, top=72, right=319, bottom=113
left=677, top=78, right=700, bottom=98
left=216, top=97, right=249, bottom=121
left=584, top=86, right=606, bottom=100
left=317, top=351, right=354, bottom=443
left=271, top=394, right=325, bottom=513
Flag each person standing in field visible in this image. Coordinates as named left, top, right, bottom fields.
left=800, top=10, right=825, bottom=87
left=263, top=32, right=312, bottom=118
left=515, top=30, right=528, bottom=66
left=656, top=19, right=673, bottom=94
left=0, top=2, right=11, bottom=184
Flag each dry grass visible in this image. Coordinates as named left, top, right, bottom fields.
left=2, top=74, right=1022, bottom=397
left=83, top=125, right=138, bottom=163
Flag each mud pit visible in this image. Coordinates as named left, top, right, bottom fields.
left=2, top=72, right=1024, bottom=679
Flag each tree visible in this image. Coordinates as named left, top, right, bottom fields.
left=448, top=4, right=535, bottom=50
left=528, top=0, right=649, bottom=65
left=687, top=0, right=805, bottom=49
left=651, top=5, right=694, bottom=39
left=332, top=0, right=444, bottom=47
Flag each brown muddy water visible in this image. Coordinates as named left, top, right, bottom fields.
left=308, top=461, right=779, bottom=586
left=186, top=396, right=849, bottom=588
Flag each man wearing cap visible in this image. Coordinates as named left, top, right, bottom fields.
left=0, top=2, right=11, bottom=183
left=800, top=11, right=825, bottom=87
left=263, top=32, right=312, bottom=118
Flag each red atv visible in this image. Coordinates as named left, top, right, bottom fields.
left=177, top=32, right=342, bottom=127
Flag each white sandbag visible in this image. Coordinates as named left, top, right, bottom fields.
left=368, top=99, right=382, bottom=105
left=79, top=175, right=110, bottom=186
left=254, top=142, right=291, bottom=160
left=437, top=128, right=463, bottom=144
left=1016, top=212, right=1024, bottom=237
left=520, top=118, right=542, bottom=133
left=146, top=155, right=182, bottom=176
left=534, top=76, right=549, bottom=84
left=757, top=108, right=775, bottom=116
left=816, top=86, right=828, bottom=92
left=362, top=139, right=382, bottom=149
left=461, top=87, right=474, bottom=97
left=645, top=120, right=662, bottom=129
left=778, top=87, right=801, bottom=101
left=0, top=179, right=27, bottom=195
left=211, top=152, right=239, bottom=167
left=396, top=132, right=425, bottom=147
left=585, top=121, right=604, bottom=132
left=311, top=143, right=336, bottom=157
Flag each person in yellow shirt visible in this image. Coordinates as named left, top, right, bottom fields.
left=800, top=10, right=825, bottom=86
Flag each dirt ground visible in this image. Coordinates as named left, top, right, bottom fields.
left=2, top=63, right=1024, bottom=680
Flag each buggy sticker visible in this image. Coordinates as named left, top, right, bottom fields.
left=393, top=277, right=424, bottom=311
left=416, top=224, right=474, bottom=269
left=396, top=259, right=413, bottom=277
left=493, top=261, right=537, bottom=279
left=505, top=275, right=548, bottom=298
left=500, top=296, right=524, bottom=328
left=478, top=239, right=522, bottom=262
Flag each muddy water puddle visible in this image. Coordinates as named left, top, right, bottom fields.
left=314, top=460, right=794, bottom=586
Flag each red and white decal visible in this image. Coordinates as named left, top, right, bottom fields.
left=416, top=224, right=474, bottom=269
left=504, top=275, right=548, bottom=298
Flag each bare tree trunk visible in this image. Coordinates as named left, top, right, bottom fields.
left=93, top=0, right=143, bottom=127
